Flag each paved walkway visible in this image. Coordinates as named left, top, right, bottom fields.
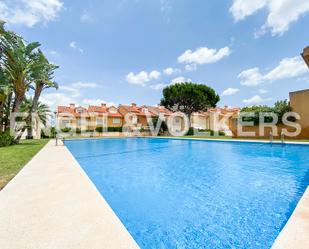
left=0, top=140, right=139, bottom=249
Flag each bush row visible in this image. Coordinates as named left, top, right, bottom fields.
left=186, top=128, right=225, bottom=136
left=60, top=127, right=124, bottom=133
left=0, top=131, right=14, bottom=147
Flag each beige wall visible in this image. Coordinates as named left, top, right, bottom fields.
left=191, top=115, right=207, bottom=129
left=230, top=123, right=300, bottom=139
left=290, top=89, right=309, bottom=138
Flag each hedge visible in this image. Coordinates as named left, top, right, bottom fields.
left=0, top=131, right=14, bottom=147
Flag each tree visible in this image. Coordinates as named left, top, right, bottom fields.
left=241, top=105, right=273, bottom=125
left=20, top=98, right=51, bottom=126
left=160, top=82, right=220, bottom=122
left=152, top=116, right=168, bottom=134
left=0, top=22, right=59, bottom=141
left=241, top=100, right=293, bottom=124
left=273, top=99, right=293, bottom=123
left=26, top=50, right=58, bottom=138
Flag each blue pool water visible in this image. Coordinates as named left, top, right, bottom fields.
left=65, top=138, right=309, bottom=249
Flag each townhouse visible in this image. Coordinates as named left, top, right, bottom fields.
left=56, top=103, right=239, bottom=135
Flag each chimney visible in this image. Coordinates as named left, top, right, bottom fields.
left=69, top=103, right=75, bottom=109
left=101, top=103, right=106, bottom=107
left=131, top=103, right=137, bottom=107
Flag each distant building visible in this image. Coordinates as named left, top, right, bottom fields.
left=192, top=107, right=240, bottom=135
left=56, top=102, right=239, bottom=136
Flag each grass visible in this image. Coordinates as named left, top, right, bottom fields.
left=0, top=139, right=49, bottom=190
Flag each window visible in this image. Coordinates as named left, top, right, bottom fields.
left=62, top=120, right=71, bottom=127
left=97, top=119, right=103, bottom=125
left=112, top=118, right=121, bottom=124
left=109, top=107, right=117, bottom=114
left=76, top=107, right=84, bottom=113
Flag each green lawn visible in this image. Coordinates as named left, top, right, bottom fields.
left=0, top=139, right=49, bottom=190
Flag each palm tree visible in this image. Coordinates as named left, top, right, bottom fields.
left=18, top=98, right=51, bottom=139
left=26, top=50, right=58, bottom=138
left=0, top=68, right=12, bottom=133
left=0, top=23, right=40, bottom=113
left=0, top=22, right=59, bottom=140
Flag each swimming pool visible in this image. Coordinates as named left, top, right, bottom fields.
left=65, top=138, right=309, bottom=249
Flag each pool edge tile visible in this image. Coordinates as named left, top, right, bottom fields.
left=272, top=187, right=309, bottom=249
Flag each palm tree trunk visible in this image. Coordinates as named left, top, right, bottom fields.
left=0, top=100, right=4, bottom=134
left=26, top=83, right=43, bottom=139
left=12, top=95, right=25, bottom=143
left=4, top=91, right=12, bottom=131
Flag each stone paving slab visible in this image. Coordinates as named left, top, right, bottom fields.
left=0, top=140, right=139, bottom=249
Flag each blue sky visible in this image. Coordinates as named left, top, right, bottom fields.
left=1, top=0, right=309, bottom=110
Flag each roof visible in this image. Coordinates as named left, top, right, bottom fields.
left=143, top=105, right=173, bottom=116
left=57, top=105, right=122, bottom=118
left=88, top=105, right=123, bottom=118
left=57, top=105, right=90, bottom=118
left=120, top=105, right=157, bottom=117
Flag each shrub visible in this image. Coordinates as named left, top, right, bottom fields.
left=0, top=132, right=14, bottom=147
left=186, top=127, right=194, bottom=136
left=219, top=131, right=225, bottom=136
left=41, top=130, right=49, bottom=138
left=107, top=127, right=123, bottom=132
left=185, top=129, right=225, bottom=136
left=85, top=129, right=94, bottom=133
left=76, top=128, right=81, bottom=134
left=95, top=127, right=103, bottom=133
left=50, top=127, right=57, bottom=138
left=61, top=127, right=71, bottom=133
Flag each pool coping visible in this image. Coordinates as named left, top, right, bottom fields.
left=65, top=135, right=309, bottom=145
left=0, top=140, right=139, bottom=249
left=272, top=187, right=309, bottom=249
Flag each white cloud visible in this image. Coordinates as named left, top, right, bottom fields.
left=41, top=81, right=102, bottom=110
left=185, top=64, right=197, bottom=71
left=48, top=50, right=59, bottom=56
left=238, top=67, right=264, bottom=86
left=41, top=92, right=77, bottom=111
left=126, top=70, right=161, bottom=86
left=230, top=0, right=309, bottom=36
left=126, top=71, right=149, bottom=86
left=71, top=82, right=99, bottom=88
left=264, top=56, right=308, bottom=81
left=258, top=89, right=268, bottom=94
left=243, top=95, right=272, bottom=105
left=171, top=76, right=191, bottom=84
left=178, top=46, right=230, bottom=66
left=149, top=70, right=161, bottom=80
left=163, top=67, right=180, bottom=75
left=80, top=10, right=94, bottom=23
left=69, top=41, right=76, bottom=49
left=221, top=88, right=239, bottom=96
left=69, top=41, right=83, bottom=53
left=238, top=56, right=308, bottom=86
left=82, top=99, right=116, bottom=107
left=149, top=83, right=168, bottom=90
left=230, top=0, right=266, bottom=22
left=0, top=0, right=63, bottom=28
left=59, top=86, right=80, bottom=97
